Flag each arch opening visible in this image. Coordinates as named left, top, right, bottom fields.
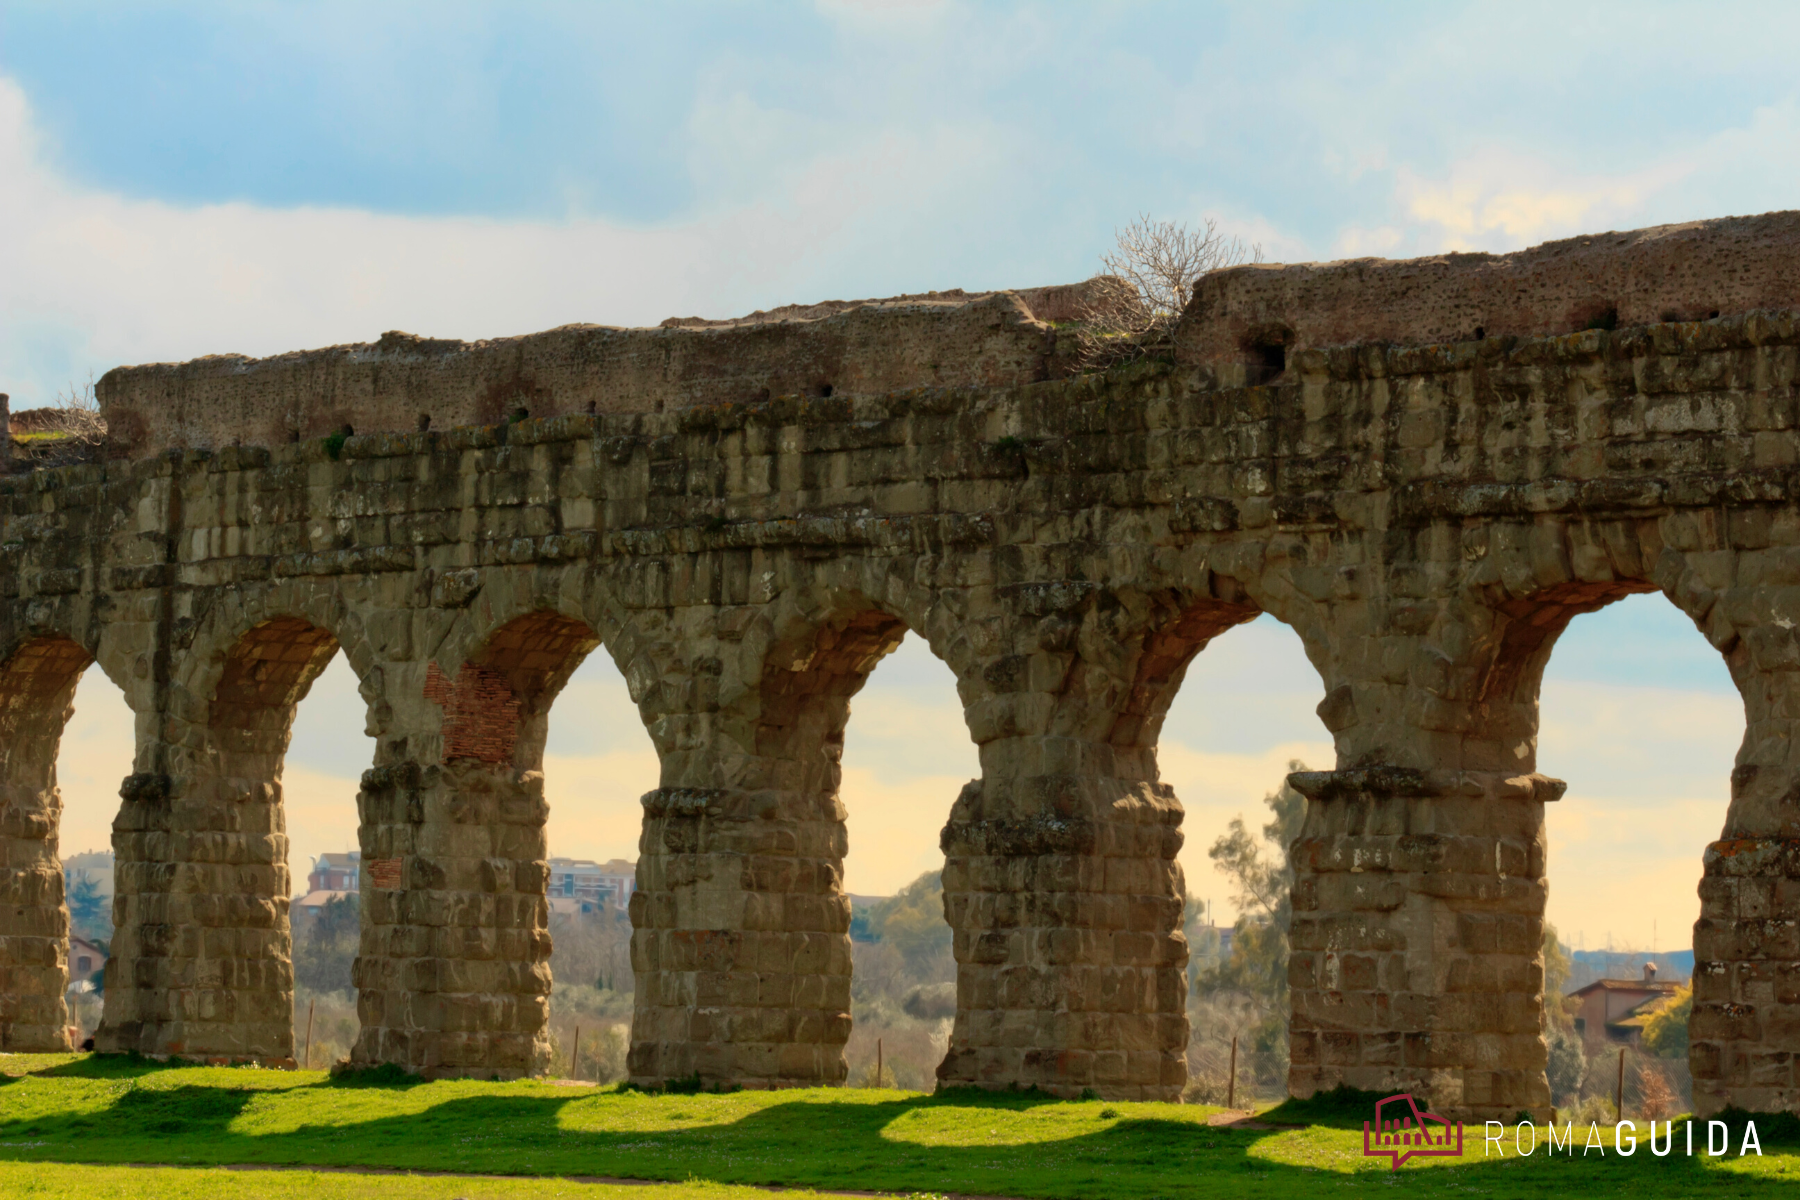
left=381, top=609, right=604, bottom=1079
left=0, top=634, right=130, bottom=1052
left=836, top=630, right=977, bottom=1092
left=756, top=606, right=912, bottom=1088
left=1146, top=605, right=1331, bottom=1109
left=99, top=615, right=357, bottom=1062
left=538, top=626, right=658, bottom=1084
left=1528, top=590, right=1740, bottom=1120
left=284, top=649, right=378, bottom=1071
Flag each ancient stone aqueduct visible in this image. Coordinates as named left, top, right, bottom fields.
left=2, top=211, right=1800, bottom=1120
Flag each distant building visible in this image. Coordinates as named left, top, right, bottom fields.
left=62, top=849, right=115, bottom=899
left=67, top=935, right=107, bottom=991
left=1567, top=948, right=1693, bottom=991
left=308, top=851, right=360, bottom=893
left=547, top=857, right=636, bottom=913
left=1568, top=962, right=1682, bottom=1048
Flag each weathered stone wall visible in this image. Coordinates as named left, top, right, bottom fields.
left=1178, top=210, right=1800, bottom=375
left=95, top=290, right=1071, bottom=459
left=4, top=217, right=1800, bottom=1117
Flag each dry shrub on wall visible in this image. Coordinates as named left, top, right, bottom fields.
left=6, top=374, right=107, bottom=471
left=1073, top=215, right=1261, bottom=369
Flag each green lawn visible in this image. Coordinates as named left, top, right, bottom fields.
left=2, top=1053, right=1796, bottom=1199
left=0, top=1163, right=864, bottom=1200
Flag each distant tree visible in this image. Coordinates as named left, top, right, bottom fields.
left=1191, top=761, right=1307, bottom=1085
left=293, top=895, right=359, bottom=994
left=1641, top=984, right=1692, bottom=1059
left=1542, top=923, right=1574, bottom=1020
left=66, top=871, right=111, bottom=941
left=1541, top=923, right=1586, bottom=1103
left=549, top=903, right=634, bottom=993
left=1203, top=761, right=1306, bottom=998
left=864, top=872, right=953, bottom=981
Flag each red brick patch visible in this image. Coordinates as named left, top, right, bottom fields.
left=424, top=660, right=521, bottom=764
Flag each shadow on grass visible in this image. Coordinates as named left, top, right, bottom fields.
left=1258, top=1084, right=1390, bottom=1129
left=0, top=1065, right=1792, bottom=1199
left=25, top=1052, right=211, bottom=1080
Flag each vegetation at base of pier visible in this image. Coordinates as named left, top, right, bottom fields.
left=3, top=1055, right=1799, bottom=1199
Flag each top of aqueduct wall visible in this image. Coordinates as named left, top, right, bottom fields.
left=91, top=209, right=1800, bottom=459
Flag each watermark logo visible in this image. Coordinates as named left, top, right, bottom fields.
left=1363, top=1094, right=1464, bottom=1170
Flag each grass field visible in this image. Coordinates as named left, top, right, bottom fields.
left=2, top=1052, right=1797, bottom=1198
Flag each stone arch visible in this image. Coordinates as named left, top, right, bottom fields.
left=423, top=564, right=656, bottom=745
left=0, top=633, right=101, bottom=1050
left=630, top=583, right=927, bottom=1090
left=99, top=607, right=368, bottom=1062
left=426, top=609, right=602, bottom=770
left=166, top=586, right=387, bottom=738
left=1281, top=518, right=1758, bottom=1119
left=1106, top=580, right=1266, bottom=756
left=1463, top=529, right=1800, bottom=1117
left=1106, top=570, right=1335, bottom=1078
left=354, top=603, right=605, bottom=1079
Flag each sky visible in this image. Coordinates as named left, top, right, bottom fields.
left=13, top=1, right=1790, bottom=955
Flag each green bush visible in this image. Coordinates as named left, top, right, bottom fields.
left=1641, top=984, right=1692, bottom=1058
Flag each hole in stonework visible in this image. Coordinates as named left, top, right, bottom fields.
left=1474, top=326, right=1486, bottom=341
left=1241, top=326, right=1294, bottom=385
left=511, top=406, right=530, bottom=423
left=1534, top=592, right=1737, bottom=1115
left=1583, top=306, right=1619, bottom=333
left=585, top=401, right=597, bottom=416
left=1709, top=310, right=1720, bottom=320
left=416, top=413, right=431, bottom=432
left=818, top=383, right=834, bottom=399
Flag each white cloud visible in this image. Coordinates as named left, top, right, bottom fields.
left=1346, top=98, right=1800, bottom=257
left=0, top=74, right=1024, bottom=408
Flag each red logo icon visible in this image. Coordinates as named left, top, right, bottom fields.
left=1362, top=1094, right=1464, bottom=1169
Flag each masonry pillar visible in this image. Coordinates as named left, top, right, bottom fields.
left=1691, top=614, right=1800, bottom=1116
left=1284, top=766, right=1560, bottom=1120
left=99, top=616, right=337, bottom=1062
left=352, top=611, right=594, bottom=1079
left=929, top=594, right=1262, bottom=1101
left=1282, top=571, right=1664, bottom=1122
left=627, top=609, right=893, bottom=1089
left=936, top=760, right=1187, bottom=1099
left=0, top=636, right=95, bottom=1051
